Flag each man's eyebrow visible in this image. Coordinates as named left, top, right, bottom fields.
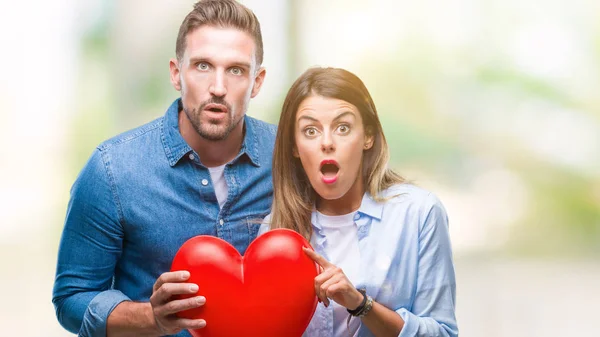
left=231, top=61, right=252, bottom=69
left=187, top=57, right=251, bottom=69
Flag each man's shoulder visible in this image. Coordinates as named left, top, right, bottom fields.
left=97, top=116, right=163, bottom=153
left=246, top=115, right=277, bottom=138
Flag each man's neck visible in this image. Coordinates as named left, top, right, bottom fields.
left=178, top=110, right=245, bottom=168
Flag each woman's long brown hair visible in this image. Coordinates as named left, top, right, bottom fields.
left=269, top=67, right=404, bottom=240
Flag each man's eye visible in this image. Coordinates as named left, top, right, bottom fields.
left=230, top=67, right=243, bottom=75
left=198, top=62, right=209, bottom=70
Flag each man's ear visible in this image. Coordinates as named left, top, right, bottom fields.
left=169, top=58, right=182, bottom=91
left=250, top=67, right=266, bottom=98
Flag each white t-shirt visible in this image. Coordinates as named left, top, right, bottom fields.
left=208, top=164, right=228, bottom=209
left=316, top=211, right=361, bottom=337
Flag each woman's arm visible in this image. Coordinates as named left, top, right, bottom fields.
left=392, top=193, right=458, bottom=337
left=302, top=192, right=457, bottom=337
left=358, top=300, right=405, bottom=337
left=303, top=248, right=405, bottom=337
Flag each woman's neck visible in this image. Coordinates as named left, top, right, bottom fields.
left=316, top=177, right=365, bottom=216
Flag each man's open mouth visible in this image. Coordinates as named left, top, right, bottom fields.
left=204, top=103, right=228, bottom=113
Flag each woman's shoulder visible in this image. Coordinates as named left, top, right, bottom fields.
left=377, top=184, right=449, bottom=232
left=379, top=183, right=444, bottom=210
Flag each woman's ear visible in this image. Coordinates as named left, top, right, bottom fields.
left=293, top=146, right=299, bottom=158
left=364, top=127, right=375, bottom=150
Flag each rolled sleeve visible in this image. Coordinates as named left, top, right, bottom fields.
left=79, top=290, right=131, bottom=337
left=396, top=307, right=457, bottom=337
left=396, top=308, right=420, bottom=337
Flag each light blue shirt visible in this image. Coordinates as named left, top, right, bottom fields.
left=259, top=184, right=458, bottom=337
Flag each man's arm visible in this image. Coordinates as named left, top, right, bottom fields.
left=53, top=150, right=207, bottom=336
left=107, top=271, right=207, bottom=337
left=53, top=149, right=131, bottom=335
left=106, top=302, right=158, bottom=337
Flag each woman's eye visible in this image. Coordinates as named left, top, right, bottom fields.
left=337, top=124, right=350, bottom=133
left=304, top=128, right=318, bottom=136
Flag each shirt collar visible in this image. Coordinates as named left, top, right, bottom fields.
left=311, top=191, right=384, bottom=230
left=356, top=192, right=384, bottom=221
left=161, top=98, right=261, bottom=167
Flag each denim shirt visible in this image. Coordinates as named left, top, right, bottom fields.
left=52, top=99, right=276, bottom=337
left=259, top=184, right=458, bottom=337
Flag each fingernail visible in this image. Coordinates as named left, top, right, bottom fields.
left=196, top=296, right=206, bottom=305
left=198, top=320, right=206, bottom=328
left=181, top=271, right=190, bottom=279
left=189, top=284, right=199, bottom=292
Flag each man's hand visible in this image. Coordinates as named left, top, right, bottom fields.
left=302, top=247, right=364, bottom=310
left=150, top=271, right=207, bottom=335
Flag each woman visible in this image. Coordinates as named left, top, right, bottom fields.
left=259, top=67, right=457, bottom=337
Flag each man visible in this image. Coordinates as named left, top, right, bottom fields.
left=52, top=1, right=275, bottom=336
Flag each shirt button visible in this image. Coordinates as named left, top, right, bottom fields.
left=219, top=219, right=224, bottom=226
left=354, top=213, right=361, bottom=221
left=189, top=154, right=195, bottom=160
left=201, top=179, right=208, bottom=186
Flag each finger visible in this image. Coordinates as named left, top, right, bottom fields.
left=320, top=274, right=345, bottom=305
left=153, top=271, right=190, bottom=292
left=302, top=247, right=333, bottom=268
left=320, top=273, right=343, bottom=297
left=159, top=296, right=206, bottom=316
left=314, top=266, right=339, bottom=285
left=312, top=275, right=327, bottom=305
left=324, top=278, right=347, bottom=299
left=170, top=317, right=207, bottom=330
left=152, top=282, right=199, bottom=305
left=315, top=281, right=329, bottom=307
left=313, top=273, right=337, bottom=307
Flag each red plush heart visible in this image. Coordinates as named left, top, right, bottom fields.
left=171, top=228, right=318, bottom=337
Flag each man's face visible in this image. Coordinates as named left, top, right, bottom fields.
left=170, top=26, right=265, bottom=141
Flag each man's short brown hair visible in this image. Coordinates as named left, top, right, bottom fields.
left=176, top=0, right=264, bottom=66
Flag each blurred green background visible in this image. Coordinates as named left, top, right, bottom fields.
left=0, top=0, right=598, bottom=336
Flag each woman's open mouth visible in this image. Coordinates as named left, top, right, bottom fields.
left=320, top=159, right=339, bottom=184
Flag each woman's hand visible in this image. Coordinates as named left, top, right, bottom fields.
left=302, top=247, right=364, bottom=310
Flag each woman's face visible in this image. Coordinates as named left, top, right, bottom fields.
left=294, top=95, right=374, bottom=207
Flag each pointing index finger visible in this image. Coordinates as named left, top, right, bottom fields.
left=302, top=246, right=333, bottom=269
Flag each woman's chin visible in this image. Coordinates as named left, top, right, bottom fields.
left=314, top=187, right=345, bottom=201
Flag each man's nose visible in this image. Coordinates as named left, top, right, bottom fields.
left=209, top=71, right=227, bottom=97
